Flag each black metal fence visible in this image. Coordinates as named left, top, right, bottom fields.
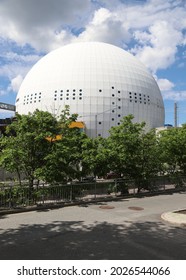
left=0, top=176, right=186, bottom=210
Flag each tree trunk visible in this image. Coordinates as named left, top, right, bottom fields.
left=28, top=178, right=34, bottom=204
left=16, top=168, right=22, bottom=187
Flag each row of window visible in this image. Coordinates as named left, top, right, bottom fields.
left=129, top=91, right=150, bottom=99
left=21, top=90, right=153, bottom=106
left=53, top=86, right=119, bottom=93
left=24, top=96, right=42, bottom=101
left=23, top=89, right=146, bottom=103
left=54, top=97, right=83, bottom=101
left=54, top=89, right=83, bottom=93
left=53, top=96, right=122, bottom=101
left=24, top=92, right=41, bottom=98
left=22, top=99, right=151, bottom=105
left=23, top=100, right=41, bottom=105
left=129, top=99, right=150, bottom=105
left=23, top=89, right=151, bottom=98
left=54, top=93, right=83, bottom=97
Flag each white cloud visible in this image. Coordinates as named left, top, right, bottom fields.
left=149, top=21, right=182, bottom=49
left=0, top=0, right=185, bottom=57
left=0, top=52, right=41, bottom=81
left=8, top=75, right=23, bottom=93
left=0, top=0, right=92, bottom=51
left=76, top=8, right=130, bottom=46
left=131, top=20, right=183, bottom=72
left=0, top=74, right=23, bottom=96
left=118, top=0, right=186, bottom=30
left=0, top=52, right=41, bottom=95
left=162, top=90, right=186, bottom=101
left=155, top=76, right=186, bottom=102
left=4, top=52, right=40, bottom=64
left=157, top=78, right=175, bottom=92
left=0, top=0, right=185, bottom=101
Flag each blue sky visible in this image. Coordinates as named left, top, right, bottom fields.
left=0, top=0, right=186, bottom=126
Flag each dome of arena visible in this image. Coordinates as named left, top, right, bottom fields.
left=16, top=42, right=165, bottom=138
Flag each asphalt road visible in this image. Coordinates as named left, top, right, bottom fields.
left=0, top=192, right=186, bottom=260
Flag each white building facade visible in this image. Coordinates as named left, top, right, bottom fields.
left=16, top=42, right=165, bottom=138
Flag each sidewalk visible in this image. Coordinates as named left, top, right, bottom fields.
left=161, top=209, right=186, bottom=226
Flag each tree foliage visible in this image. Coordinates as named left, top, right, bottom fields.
left=81, top=136, right=110, bottom=177
left=40, top=106, right=87, bottom=182
left=107, top=115, right=162, bottom=191
left=1, top=107, right=186, bottom=195
left=159, top=125, right=186, bottom=175
left=0, top=110, right=59, bottom=189
left=0, top=106, right=88, bottom=186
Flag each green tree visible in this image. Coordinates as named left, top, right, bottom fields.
left=0, top=136, right=24, bottom=186
left=107, top=115, right=145, bottom=175
left=159, top=125, right=186, bottom=175
left=81, top=136, right=110, bottom=177
left=107, top=115, right=161, bottom=192
left=0, top=110, right=59, bottom=191
left=38, top=106, right=88, bottom=183
left=135, top=129, right=162, bottom=191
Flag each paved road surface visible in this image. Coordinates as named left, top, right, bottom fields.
left=0, top=192, right=186, bottom=259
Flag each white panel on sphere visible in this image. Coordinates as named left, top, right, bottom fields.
left=16, top=42, right=165, bottom=138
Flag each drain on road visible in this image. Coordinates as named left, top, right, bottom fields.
left=128, top=206, right=144, bottom=211
left=99, top=205, right=115, bottom=209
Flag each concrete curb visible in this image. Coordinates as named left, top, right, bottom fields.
left=161, top=209, right=186, bottom=226
left=0, top=188, right=185, bottom=216
left=0, top=196, right=124, bottom=216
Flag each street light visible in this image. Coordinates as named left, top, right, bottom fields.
left=94, top=106, right=117, bottom=137
left=78, top=106, right=117, bottom=138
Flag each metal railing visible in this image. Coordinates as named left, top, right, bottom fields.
left=0, top=176, right=186, bottom=210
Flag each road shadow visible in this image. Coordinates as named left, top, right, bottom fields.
left=0, top=219, right=185, bottom=260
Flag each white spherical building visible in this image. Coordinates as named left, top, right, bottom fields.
left=16, top=42, right=164, bottom=137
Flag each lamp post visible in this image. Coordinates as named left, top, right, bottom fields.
left=94, top=106, right=117, bottom=138
left=78, top=106, right=117, bottom=138
left=95, top=114, right=98, bottom=138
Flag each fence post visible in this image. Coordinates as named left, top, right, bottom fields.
left=42, top=183, right=45, bottom=205
left=94, top=181, right=97, bottom=200
left=70, top=183, right=72, bottom=202
left=133, top=187, right=135, bottom=195
left=9, top=183, right=13, bottom=208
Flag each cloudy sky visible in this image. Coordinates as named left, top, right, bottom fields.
left=0, top=0, right=186, bottom=125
